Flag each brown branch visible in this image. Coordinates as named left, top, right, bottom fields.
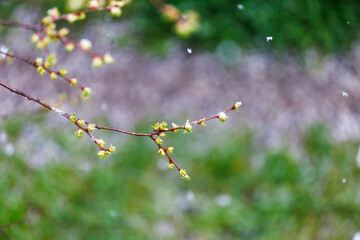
left=0, top=19, right=39, bottom=31
left=0, top=80, right=240, bottom=177
left=0, top=50, right=86, bottom=90
left=0, top=80, right=152, bottom=138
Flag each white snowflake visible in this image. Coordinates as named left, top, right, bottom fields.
left=187, top=48, right=192, bottom=54
left=266, top=36, right=273, bottom=42
left=237, top=4, right=244, bottom=10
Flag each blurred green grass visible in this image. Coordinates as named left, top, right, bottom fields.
left=0, top=113, right=359, bottom=239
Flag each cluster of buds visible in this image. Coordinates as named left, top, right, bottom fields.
left=179, top=169, right=190, bottom=180
left=97, top=143, right=116, bottom=160
left=184, top=120, right=192, bottom=133
left=91, top=52, right=115, bottom=67
left=160, top=4, right=200, bottom=38
left=217, top=112, right=228, bottom=123
left=152, top=122, right=168, bottom=131
left=171, top=123, right=180, bottom=133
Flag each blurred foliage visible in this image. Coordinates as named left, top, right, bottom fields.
left=1, top=0, right=359, bottom=54
left=129, top=0, right=360, bottom=54
left=0, top=113, right=359, bottom=239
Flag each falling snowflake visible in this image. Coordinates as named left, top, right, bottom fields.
left=237, top=4, right=244, bottom=10
left=342, top=178, right=347, bottom=183
left=266, top=36, right=273, bottom=42
left=187, top=48, right=192, bottom=54
left=342, top=91, right=348, bottom=98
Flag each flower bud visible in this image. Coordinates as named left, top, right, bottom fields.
left=58, top=27, right=70, bottom=37
left=37, top=66, right=46, bottom=75
left=103, top=52, right=114, bottom=64
left=67, top=13, right=78, bottom=23
left=96, top=139, right=106, bottom=148
left=184, top=120, right=192, bottom=133
left=159, top=132, right=166, bottom=137
left=172, top=123, right=180, bottom=133
left=47, top=7, right=60, bottom=18
left=46, top=53, right=57, bottom=67
left=175, top=11, right=200, bottom=38
left=109, top=144, right=116, bottom=153
left=30, top=34, right=40, bottom=43
left=158, top=148, right=166, bottom=156
left=155, top=138, right=163, bottom=145
left=89, top=0, right=99, bottom=8
left=217, top=112, right=228, bottom=123
left=97, top=150, right=106, bottom=160
left=110, top=7, right=122, bottom=17
left=179, top=169, right=190, bottom=180
left=43, top=61, right=50, bottom=68
left=77, top=119, right=85, bottom=126
left=79, top=39, right=92, bottom=50
left=78, top=12, right=86, bottom=20
left=166, top=147, right=174, bottom=153
left=60, top=68, right=67, bottom=76
left=199, top=120, right=206, bottom=127
left=75, top=128, right=83, bottom=137
left=69, top=113, right=77, bottom=123
left=168, top=163, right=175, bottom=170
left=69, top=78, right=78, bottom=86
left=35, top=57, right=43, bottom=66
left=65, top=43, right=75, bottom=52
left=87, top=123, right=96, bottom=132
left=234, top=101, right=242, bottom=111
left=42, top=16, right=53, bottom=26
left=162, top=4, right=181, bottom=22
left=92, top=56, right=103, bottom=67
left=82, top=87, right=92, bottom=97
left=50, top=72, right=57, bottom=79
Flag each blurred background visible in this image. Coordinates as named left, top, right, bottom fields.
left=1, top=0, right=360, bottom=239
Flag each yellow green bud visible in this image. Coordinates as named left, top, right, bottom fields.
left=30, top=34, right=40, bottom=43
left=110, top=7, right=122, bottom=17
left=79, top=39, right=92, bottom=50
left=103, top=52, right=114, bottom=64
left=75, top=128, right=83, bottom=137
left=58, top=27, right=70, bottom=37
left=60, top=68, right=67, bottom=76
left=69, top=78, right=78, bottom=86
left=184, top=120, right=192, bottom=133
left=96, top=139, right=106, bottom=148
left=82, top=87, right=92, bottom=98
left=155, top=138, right=163, bottom=145
left=109, top=144, right=116, bottom=153
left=168, top=163, right=175, bottom=170
left=67, top=13, right=78, bottom=23
left=87, top=123, right=96, bottom=132
left=50, top=72, right=57, bottom=79
left=65, top=43, right=75, bottom=52
left=158, top=148, right=166, bottom=156
left=37, top=66, right=46, bottom=75
left=166, top=147, right=174, bottom=153
left=69, top=113, right=77, bottom=123
left=97, top=150, right=106, bottom=160
left=92, top=56, right=103, bottom=67
left=218, top=112, right=228, bottom=123
left=77, top=119, right=86, bottom=126
left=234, top=101, right=242, bottom=111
